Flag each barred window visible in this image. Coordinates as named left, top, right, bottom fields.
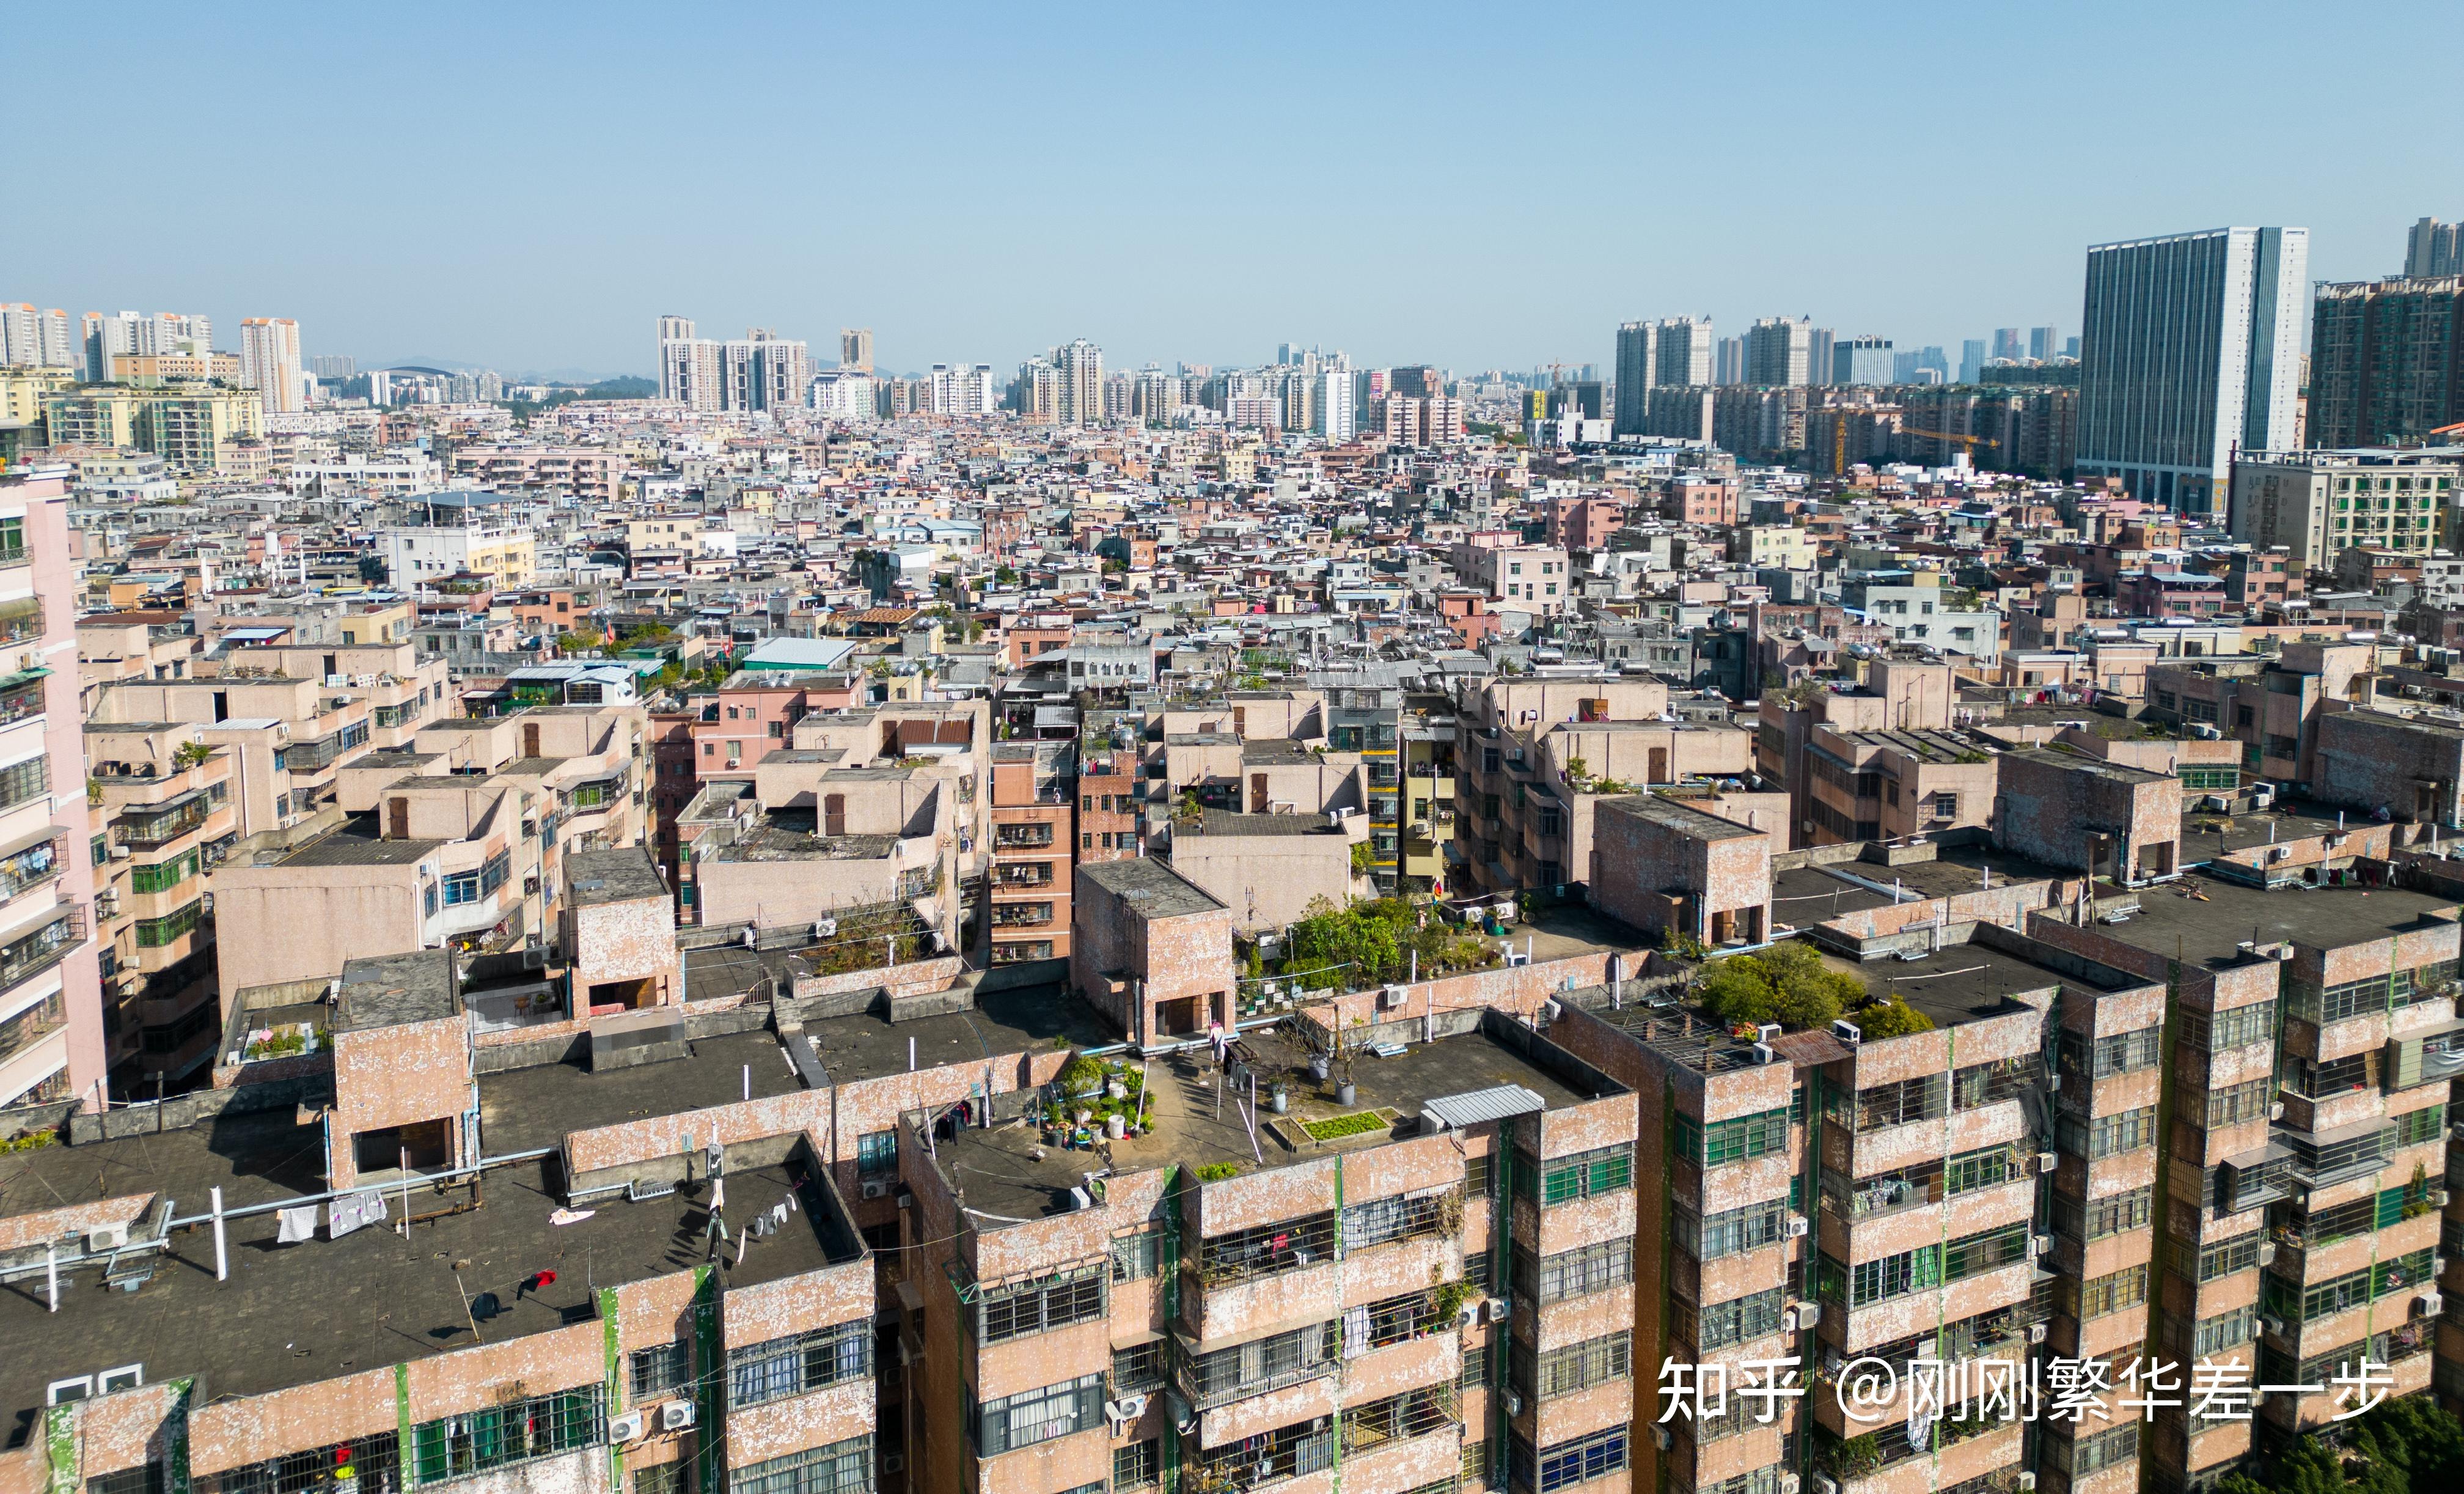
left=1953, top=1055, right=2036, bottom=1109
left=1461, top=1342, right=1489, bottom=1389
left=1852, top=1245, right=1940, bottom=1306
left=208, top=1433, right=402, bottom=1494
left=978, top=1265, right=1106, bottom=1342
left=2085, top=1187, right=2154, bottom=1240
left=1673, top=1108, right=1789, bottom=1166
left=1110, top=1231, right=1159, bottom=1282
left=1675, top=1198, right=1785, bottom=1260
left=729, top=1320, right=870, bottom=1406
left=1518, top=1146, right=1632, bottom=1202
left=1943, top=1144, right=2018, bottom=1196
left=2207, top=1077, right=2273, bottom=1128
left=1525, top=1238, right=1633, bottom=1302
left=89, top=1470, right=162, bottom=1494
left=2194, top=1306, right=2257, bottom=1359
left=1520, top=1331, right=1631, bottom=1397
left=1695, top=1287, right=1784, bottom=1350
left=1114, top=1441, right=1159, bottom=1491
left=2209, top=1002, right=2276, bottom=1052
left=409, top=1386, right=603, bottom=1485
left=1856, top=1074, right=1946, bottom=1130
left=1344, top=1187, right=1450, bottom=1249
left=2398, top=1103, right=2446, bottom=1148
left=1536, top=1427, right=1627, bottom=1492
left=1112, top=1340, right=1165, bottom=1393
left=856, top=1131, right=897, bottom=1176
left=973, top=1374, right=1102, bottom=1454
left=630, top=1340, right=690, bottom=1400
left=2089, top=1106, right=2157, bottom=1158
left=1701, top=1473, right=1781, bottom=1494
left=730, top=1437, right=872, bottom=1494
left=2079, top=1264, right=2149, bottom=1319
left=1465, top=1154, right=1492, bottom=1198
left=2198, top=1234, right=2261, bottom=1282
left=2050, top=1422, right=2138, bottom=1478
left=1345, top=1290, right=1441, bottom=1353
left=1943, top=1223, right=2030, bottom=1281
left=634, top=1463, right=682, bottom=1494
left=2064, top=1025, right=2161, bottom=1080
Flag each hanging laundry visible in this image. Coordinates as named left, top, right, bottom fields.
left=470, top=1292, right=504, bottom=1322
left=549, top=1208, right=595, bottom=1227
left=329, top=1190, right=389, bottom=1239
left=276, top=1204, right=320, bottom=1243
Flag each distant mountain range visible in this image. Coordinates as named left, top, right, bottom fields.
left=366, top=357, right=647, bottom=386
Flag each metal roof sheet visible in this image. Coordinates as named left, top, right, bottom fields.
left=1420, top=1084, right=1547, bottom=1130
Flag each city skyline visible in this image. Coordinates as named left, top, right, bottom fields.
left=9, top=1, right=2457, bottom=377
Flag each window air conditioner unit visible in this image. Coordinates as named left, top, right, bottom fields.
left=608, top=1411, right=647, bottom=1444
left=861, top=1178, right=890, bottom=1201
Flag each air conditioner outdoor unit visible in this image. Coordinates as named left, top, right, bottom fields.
left=86, top=1223, right=129, bottom=1253
left=2027, top=1322, right=2047, bottom=1344
left=1793, top=1302, right=1820, bottom=1329
left=1504, top=1392, right=1524, bottom=1416
left=1650, top=1425, right=1670, bottom=1450
left=1751, top=1042, right=1777, bottom=1065
left=2032, top=1234, right=2055, bottom=1256
left=1832, top=1019, right=1861, bottom=1046
left=1379, top=985, right=1409, bottom=1010
left=861, top=1179, right=890, bottom=1200
left=1486, top=1297, right=1512, bottom=1324
left=2270, top=1102, right=2285, bottom=1120
left=813, top=918, right=837, bottom=937
left=1813, top=1476, right=1840, bottom=1494
left=608, top=1411, right=647, bottom=1443
left=1778, top=1476, right=1801, bottom=1494
left=2261, top=1316, right=2284, bottom=1337
left=2418, top=1290, right=2444, bottom=1319
left=1786, top=1215, right=1810, bottom=1238
left=2258, top=1242, right=2277, bottom=1267
left=658, top=1399, right=695, bottom=1432
left=2037, top=1152, right=2058, bottom=1174
left=882, top=1454, right=906, bottom=1475
left=2015, top=1476, right=2037, bottom=1493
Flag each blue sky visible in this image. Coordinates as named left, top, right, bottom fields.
left=9, top=1, right=2458, bottom=380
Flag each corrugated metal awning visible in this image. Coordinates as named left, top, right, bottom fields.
left=1421, top=1084, right=1547, bottom=1130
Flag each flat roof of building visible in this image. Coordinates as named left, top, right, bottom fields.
left=802, top=984, right=1114, bottom=1089
left=1834, top=937, right=2111, bottom=1028
left=479, top=1029, right=810, bottom=1153
left=564, top=848, right=670, bottom=906
left=338, top=951, right=459, bottom=1030
left=279, top=828, right=442, bottom=867
left=1596, top=793, right=1763, bottom=841
left=0, top=1155, right=849, bottom=1439
left=1078, top=856, right=1225, bottom=918
left=2095, top=872, right=2462, bottom=970
left=932, top=1016, right=1613, bottom=1223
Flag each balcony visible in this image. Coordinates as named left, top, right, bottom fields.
left=0, top=597, right=42, bottom=647
left=0, top=904, right=85, bottom=990
left=992, top=902, right=1055, bottom=928
left=116, top=791, right=210, bottom=850
left=994, top=825, right=1056, bottom=850
left=0, top=668, right=48, bottom=730
left=0, top=988, right=65, bottom=1065
left=1178, top=1320, right=1340, bottom=1411
left=992, top=863, right=1056, bottom=889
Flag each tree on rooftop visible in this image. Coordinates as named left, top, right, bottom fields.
left=1696, top=941, right=1861, bottom=1030
left=1851, top=993, right=1933, bottom=1039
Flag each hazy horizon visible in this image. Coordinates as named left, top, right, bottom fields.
left=11, top=0, right=2458, bottom=381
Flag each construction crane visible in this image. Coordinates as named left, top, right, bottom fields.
left=1902, top=426, right=2001, bottom=453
